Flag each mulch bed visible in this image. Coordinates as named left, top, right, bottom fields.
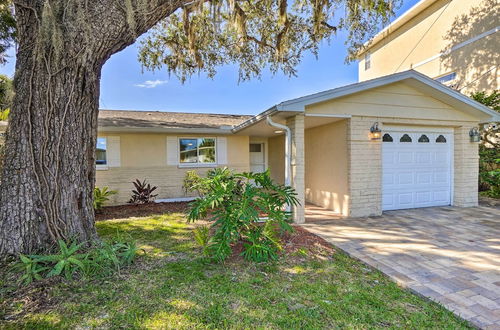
left=228, top=225, right=335, bottom=261
left=96, top=202, right=190, bottom=221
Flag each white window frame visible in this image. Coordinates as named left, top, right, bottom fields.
left=364, top=53, right=371, bottom=71
left=96, top=137, right=108, bottom=171
left=178, top=137, right=217, bottom=168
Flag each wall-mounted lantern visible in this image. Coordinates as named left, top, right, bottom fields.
left=370, top=122, right=382, bottom=140
left=469, top=127, right=480, bottom=142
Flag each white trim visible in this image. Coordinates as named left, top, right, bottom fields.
left=305, top=113, right=352, bottom=118
left=96, top=165, right=109, bottom=171
left=275, top=71, right=499, bottom=120
left=383, top=125, right=453, bottom=133
left=99, top=126, right=234, bottom=134
left=412, top=27, right=499, bottom=69
left=178, top=163, right=217, bottom=169
left=358, top=0, right=439, bottom=56
left=155, top=197, right=197, bottom=203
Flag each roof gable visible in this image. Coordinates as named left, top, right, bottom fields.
left=275, top=70, right=499, bottom=122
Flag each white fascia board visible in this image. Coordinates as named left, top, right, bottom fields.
left=98, top=126, right=234, bottom=134
left=357, top=0, right=437, bottom=57
left=278, top=71, right=413, bottom=110
left=278, top=70, right=499, bottom=122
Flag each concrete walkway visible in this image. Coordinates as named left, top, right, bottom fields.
left=303, top=205, right=500, bottom=329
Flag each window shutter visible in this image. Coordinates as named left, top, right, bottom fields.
left=107, top=136, right=121, bottom=167
left=166, top=136, right=178, bottom=165
left=217, top=137, right=227, bottom=165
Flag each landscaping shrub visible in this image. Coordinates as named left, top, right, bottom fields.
left=479, top=145, right=500, bottom=198
left=93, top=186, right=117, bottom=212
left=15, top=238, right=140, bottom=285
left=186, top=168, right=298, bottom=262
left=128, top=179, right=158, bottom=204
left=471, top=90, right=500, bottom=199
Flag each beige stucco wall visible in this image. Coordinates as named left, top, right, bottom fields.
left=358, top=0, right=498, bottom=94
left=306, top=82, right=480, bottom=217
left=305, top=120, right=349, bottom=216
left=267, top=135, right=285, bottom=184
left=96, top=133, right=250, bottom=205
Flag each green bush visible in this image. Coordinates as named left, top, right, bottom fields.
left=93, top=186, right=117, bottom=211
left=187, top=168, right=298, bottom=262
left=193, top=225, right=210, bottom=256
left=15, top=238, right=140, bottom=285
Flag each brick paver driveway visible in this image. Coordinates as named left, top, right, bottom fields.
left=303, top=205, right=500, bottom=329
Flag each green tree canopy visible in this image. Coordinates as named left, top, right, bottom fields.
left=139, top=0, right=400, bottom=82
left=0, top=0, right=15, bottom=64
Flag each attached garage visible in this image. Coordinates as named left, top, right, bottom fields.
left=232, top=70, right=500, bottom=221
left=382, top=129, right=452, bottom=210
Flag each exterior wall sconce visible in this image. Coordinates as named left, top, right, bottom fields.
left=370, top=122, right=382, bottom=140
left=469, top=127, right=480, bottom=142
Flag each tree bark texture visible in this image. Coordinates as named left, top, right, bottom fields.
left=0, top=0, right=185, bottom=256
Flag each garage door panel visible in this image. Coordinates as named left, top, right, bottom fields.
left=398, top=152, right=414, bottom=164
left=382, top=130, right=452, bottom=211
left=416, top=172, right=432, bottom=184
left=397, top=172, right=414, bottom=185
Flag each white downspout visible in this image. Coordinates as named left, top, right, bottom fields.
left=266, top=116, right=291, bottom=187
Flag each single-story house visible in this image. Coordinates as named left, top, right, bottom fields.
left=1, top=70, right=498, bottom=222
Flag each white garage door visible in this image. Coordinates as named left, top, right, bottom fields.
left=382, top=130, right=452, bottom=211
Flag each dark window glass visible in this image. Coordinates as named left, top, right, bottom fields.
left=436, top=135, right=447, bottom=143
left=249, top=143, right=262, bottom=152
left=382, top=133, right=393, bottom=142
left=400, top=134, right=412, bottom=142
left=418, top=134, right=430, bottom=143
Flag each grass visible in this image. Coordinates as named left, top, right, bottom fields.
left=0, top=213, right=471, bottom=329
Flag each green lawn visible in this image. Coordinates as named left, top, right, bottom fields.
left=1, top=214, right=471, bottom=329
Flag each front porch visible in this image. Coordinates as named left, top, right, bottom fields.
left=239, top=112, right=351, bottom=223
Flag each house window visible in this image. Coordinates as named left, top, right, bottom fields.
left=418, top=134, right=430, bottom=143
left=364, top=53, right=371, bottom=70
left=400, top=134, right=412, bottom=142
left=249, top=143, right=262, bottom=152
left=96, top=137, right=107, bottom=165
left=382, top=133, right=393, bottom=142
left=435, top=72, right=456, bottom=85
left=436, top=135, right=447, bottom=143
left=179, top=138, right=216, bottom=164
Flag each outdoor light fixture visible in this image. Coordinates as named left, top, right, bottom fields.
left=469, top=127, right=480, bottom=142
left=274, top=130, right=283, bottom=134
left=370, top=122, right=382, bottom=140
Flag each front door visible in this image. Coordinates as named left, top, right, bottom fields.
left=250, top=143, right=266, bottom=173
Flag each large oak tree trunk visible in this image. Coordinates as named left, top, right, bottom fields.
left=0, top=0, right=183, bottom=256
left=0, top=8, right=101, bottom=255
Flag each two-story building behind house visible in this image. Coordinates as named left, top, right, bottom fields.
left=357, top=0, right=498, bottom=94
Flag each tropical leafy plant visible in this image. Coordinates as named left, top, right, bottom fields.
left=128, top=179, right=158, bottom=204
left=16, top=255, right=48, bottom=285
left=193, top=225, right=210, bottom=256
left=187, top=168, right=298, bottom=262
left=183, top=170, right=206, bottom=196
left=15, top=238, right=140, bottom=284
left=35, top=240, right=87, bottom=280
left=93, top=186, right=117, bottom=212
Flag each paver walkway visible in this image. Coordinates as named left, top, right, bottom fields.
left=303, top=205, right=500, bottom=329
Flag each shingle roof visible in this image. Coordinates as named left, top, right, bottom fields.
left=98, top=110, right=252, bottom=130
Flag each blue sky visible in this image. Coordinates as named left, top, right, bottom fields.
left=1, top=0, right=418, bottom=115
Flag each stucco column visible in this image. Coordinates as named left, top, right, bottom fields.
left=287, top=114, right=305, bottom=224
left=453, top=126, right=479, bottom=207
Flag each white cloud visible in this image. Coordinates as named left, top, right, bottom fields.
left=134, top=79, right=168, bottom=88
